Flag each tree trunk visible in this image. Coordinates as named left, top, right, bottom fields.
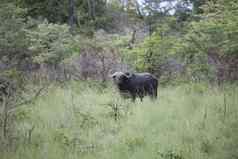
left=135, top=0, right=144, bottom=19
left=87, top=0, right=96, bottom=20
left=69, top=0, right=76, bottom=32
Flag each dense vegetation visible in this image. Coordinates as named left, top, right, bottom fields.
left=0, top=0, right=238, bottom=158
left=1, top=0, right=238, bottom=82
left=1, top=82, right=238, bottom=159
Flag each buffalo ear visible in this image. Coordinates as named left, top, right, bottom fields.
left=124, top=72, right=132, bottom=78
left=125, top=72, right=130, bottom=76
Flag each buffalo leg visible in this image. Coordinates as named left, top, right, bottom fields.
left=139, top=96, right=143, bottom=102
left=139, top=93, right=144, bottom=102
left=131, top=94, right=136, bottom=102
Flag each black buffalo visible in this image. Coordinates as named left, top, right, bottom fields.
left=111, top=72, right=158, bottom=102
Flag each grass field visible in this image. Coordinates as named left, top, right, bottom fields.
left=1, top=82, right=238, bottom=159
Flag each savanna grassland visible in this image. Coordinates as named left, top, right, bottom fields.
left=1, top=0, right=238, bottom=158
left=1, top=82, right=238, bottom=159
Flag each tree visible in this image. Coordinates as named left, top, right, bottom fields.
left=190, top=0, right=206, bottom=14
left=16, top=0, right=68, bottom=23
left=26, top=22, right=78, bottom=66
left=0, top=2, right=29, bottom=66
left=180, top=0, right=238, bottom=81
left=68, top=0, right=77, bottom=32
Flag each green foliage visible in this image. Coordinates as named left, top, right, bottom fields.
left=181, top=0, right=238, bottom=56
left=16, top=0, right=68, bottom=23
left=174, top=0, right=238, bottom=80
left=0, top=2, right=28, bottom=59
left=125, top=17, right=182, bottom=77
left=0, top=69, right=25, bottom=85
left=16, top=0, right=115, bottom=32
left=26, top=22, right=80, bottom=65
left=197, top=0, right=238, bottom=55
left=190, top=0, right=206, bottom=14
left=126, top=0, right=238, bottom=82
left=1, top=82, right=238, bottom=159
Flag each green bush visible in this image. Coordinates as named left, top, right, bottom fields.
left=0, top=3, right=28, bottom=60
left=26, top=21, right=80, bottom=65
left=124, top=0, right=238, bottom=83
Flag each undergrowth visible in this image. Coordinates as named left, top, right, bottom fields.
left=1, top=82, right=238, bottom=159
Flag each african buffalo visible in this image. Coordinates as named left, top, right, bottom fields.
left=110, top=72, right=158, bottom=102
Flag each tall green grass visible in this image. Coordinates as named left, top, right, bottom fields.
left=2, top=82, right=238, bottom=159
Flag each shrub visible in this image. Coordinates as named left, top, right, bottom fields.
left=0, top=3, right=28, bottom=60
left=26, top=21, right=80, bottom=65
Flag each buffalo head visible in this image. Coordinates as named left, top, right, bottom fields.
left=110, top=72, right=133, bottom=84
